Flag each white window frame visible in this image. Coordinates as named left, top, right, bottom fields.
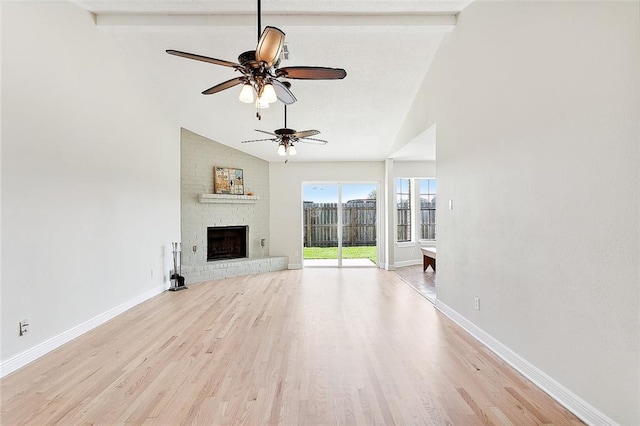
left=395, top=177, right=436, bottom=246
left=395, top=178, right=412, bottom=244
left=418, top=178, right=437, bottom=243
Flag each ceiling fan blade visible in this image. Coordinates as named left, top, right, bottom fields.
left=271, top=79, right=297, bottom=105
left=241, top=138, right=277, bottom=143
left=166, top=50, right=241, bottom=68
left=293, top=130, right=320, bottom=139
left=298, top=137, right=328, bottom=145
left=276, top=66, right=347, bottom=80
left=202, top=77, right=245, bottom=95
left=255, top=129, right=277, bottom=136
left=255, top=26, right=285, bottom=68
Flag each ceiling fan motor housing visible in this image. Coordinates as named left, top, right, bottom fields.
left=238, top=51, right=259, bottom=67
left=275, top=128, right=296, bottom=136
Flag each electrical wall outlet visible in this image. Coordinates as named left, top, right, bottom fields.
left=474, top=297, right=480, bottom=311
left=19, top=319, right=29, bottom=336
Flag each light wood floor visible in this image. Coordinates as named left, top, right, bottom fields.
left=394, top=265, right=437, bottom=301
left=1, top=268, right=583, bottom=425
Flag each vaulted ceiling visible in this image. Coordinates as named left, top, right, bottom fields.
left=74, top=0, right=472, bottom=162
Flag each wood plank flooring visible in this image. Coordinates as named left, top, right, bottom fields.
left=394, top=265, right=437, bottom=301
left=1, top=268, right=583, bottom=425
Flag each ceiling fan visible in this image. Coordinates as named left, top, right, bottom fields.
left=166, top=0, right=347, bottom=119
left=241, top=102, right=328, bottom=163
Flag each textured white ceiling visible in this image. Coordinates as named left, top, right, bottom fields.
left=74, top=0, right=471, bottom=162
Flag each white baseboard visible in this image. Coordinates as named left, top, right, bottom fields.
left=434, top=300, right=616, bottom=426
left=0, top=284, right=166, bottom=378
left=288, top=263, right=302, bottom=270
left=393, top=259, right=422, bottom=268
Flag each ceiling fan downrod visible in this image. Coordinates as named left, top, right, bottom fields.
left=257, top=0, right=262, bottom=41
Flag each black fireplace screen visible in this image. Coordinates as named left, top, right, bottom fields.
left=207, top=226, right=248, bottom=261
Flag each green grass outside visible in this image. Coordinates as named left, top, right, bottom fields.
left=303, top=246, right=377, bottom=263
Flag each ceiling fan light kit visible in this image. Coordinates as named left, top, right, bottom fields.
left=276, top=141, right=297, bottom=157
left=238, top=83, right=255, bottom=103
left=256, top=96, right=270, bottom=109
left=261, top=83, right=278, bottom=103
left=166, top=0, right=344, bottom=159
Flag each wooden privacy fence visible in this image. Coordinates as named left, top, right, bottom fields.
left=303, top=202, right=377, bottom=247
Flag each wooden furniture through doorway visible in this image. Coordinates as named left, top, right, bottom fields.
left=421, top=247, right=436, bottom=271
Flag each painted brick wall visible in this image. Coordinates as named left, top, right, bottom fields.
left=180, top=128, right=270, bottom=271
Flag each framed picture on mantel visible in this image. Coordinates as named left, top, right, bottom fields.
left=214, top=167, right=244, bottom=195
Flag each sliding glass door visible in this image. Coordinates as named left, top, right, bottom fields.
left=340, top=184, right=377, bottom=266
left=303, top=184, right=339, bottom=266
left=303, top=183, right=377, bottom=267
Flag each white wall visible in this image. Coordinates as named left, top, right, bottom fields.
left=394, top=161, right=436, bottom=180
left=392, top=161, right=437, bottom=267
left=269, top=162, right=384, bottom=268
left=396, top=1, right=639, bottom=424
left=1, top=2, right=179, bottom=365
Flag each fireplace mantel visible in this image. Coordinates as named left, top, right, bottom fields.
left=199, top=194, right=260, bottom=204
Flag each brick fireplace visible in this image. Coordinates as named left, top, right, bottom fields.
left=180, top=129, right=288, bottom=285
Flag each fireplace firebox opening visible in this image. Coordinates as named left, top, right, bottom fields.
left=207, top=226, right=248, bottom=261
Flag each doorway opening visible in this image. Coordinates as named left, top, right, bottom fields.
left=392, top=177, right=437, bottom=302
left=302, top=183, right=378, bottom=267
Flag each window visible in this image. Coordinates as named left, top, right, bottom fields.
left=396, top=177, right=437, bottom=243
left=419, top=179, right=437, bottom=240
left=396, top=178, right=411, bottom=242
